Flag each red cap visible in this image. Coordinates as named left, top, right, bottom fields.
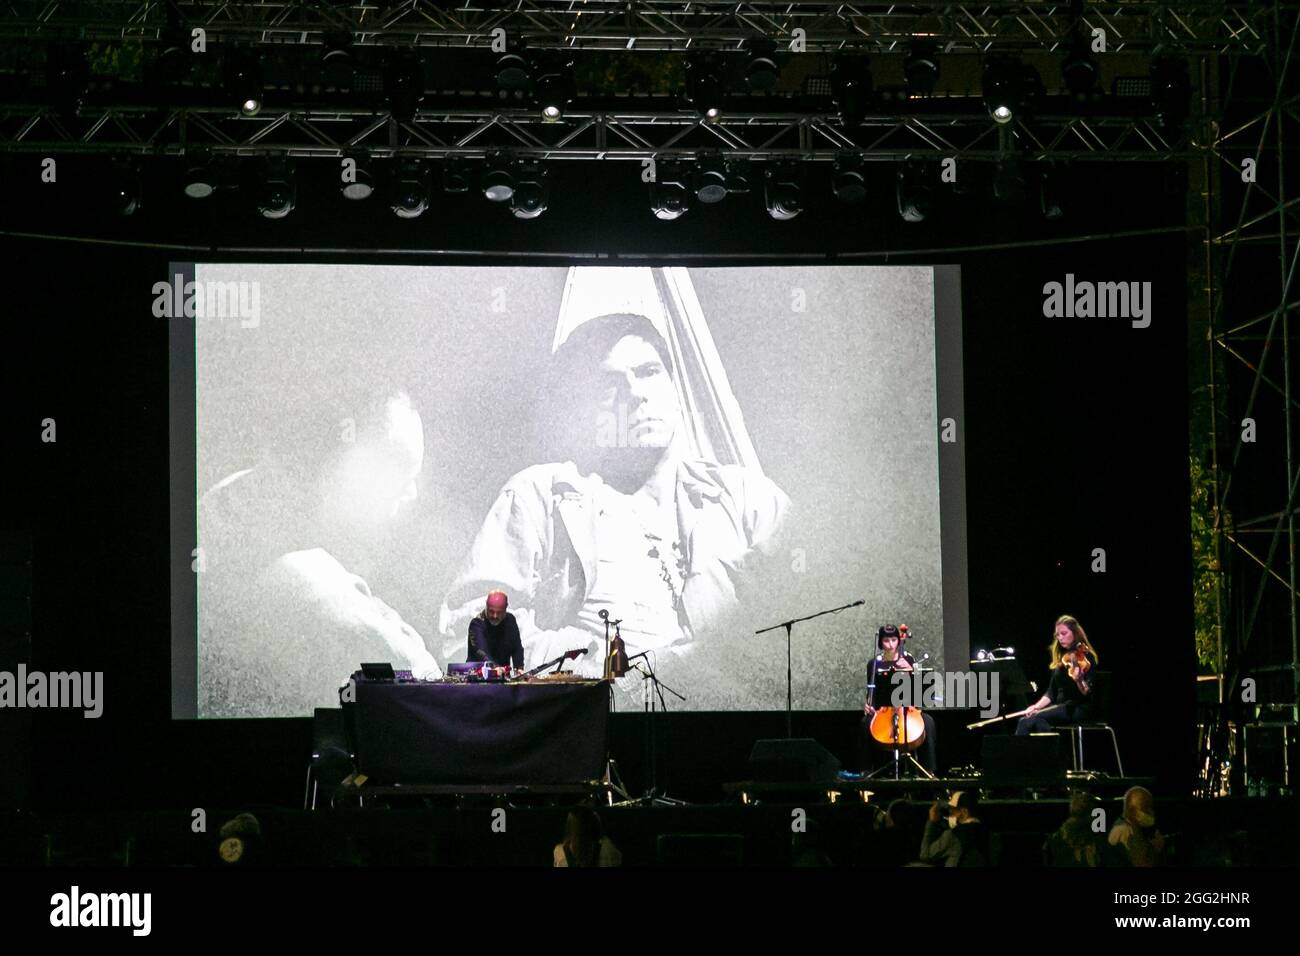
left=486, top=590, right=508, bottom=610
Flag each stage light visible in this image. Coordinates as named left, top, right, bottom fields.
left=535, top=64, right=573, bottom=122
left=904, top=41, right=939, bottom=96
left=257, top=157, right=295, bottom=219
left=321, top=34, right=356, bottom=94
left=745, top=38, right=779, bottom=91
left=832, top=152, right=867, bottom=204
left=509, top=161, right=547, bottom=219
left=340, top=155, right=374, bottom=201
left=1061, top=32, right=1098, bottom=98
left=694, top=154, right=729, bottom=203
left=183, top=154, right=218, bottom=199
left=649, top=160, right=690, bottom=220
left=107, top=159, right=142, bottom=216
left=1151, top=58, right=1190, bottom=129
left=442, top=158, right=471, bottom=194
left=993, top=158, right=1027, bottom=204
left=1039, top=163, right=1066, bottom=220
left=481, top=153, right=515, bottom=202
left=224, top=50, right=263, bottom=117
left=686, top=55, right=725, bottom=121
left=155, top=30, right=192, bottom=92
left=764, top=162, right=803, bottom=220
left=385, top=51, right=425, bottom=121
left=896, top=159, right=933, bottom=223
left=390, top=159, right=429, bottom=218
left=496, top=50, right=532, bottom=90
left=831, top=56, right=872, bottom=125
left=982, top=57, right=1021, bottom=124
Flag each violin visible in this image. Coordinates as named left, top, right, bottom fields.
left=1063, top=648, right=1093, bottom=682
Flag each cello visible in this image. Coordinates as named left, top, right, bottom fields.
left=867, top=643, right=926, bottom=751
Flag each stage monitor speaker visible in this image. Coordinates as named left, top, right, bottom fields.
left=981, top=734, right=1067, bottom=786
left=748, top=738, right=841, bottom=785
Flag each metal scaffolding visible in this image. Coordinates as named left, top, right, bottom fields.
left=0, top=1, right=1274, bottom=54
left=0, top=103, right=1197, bottom=161
left=1195, top=1, right=1300, bottom=795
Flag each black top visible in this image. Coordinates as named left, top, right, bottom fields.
left=866, top=652, right=917, bottom=708
left=1046, top=652, right=1096, bottom=713
left=467, top=612, right=524, bottom=669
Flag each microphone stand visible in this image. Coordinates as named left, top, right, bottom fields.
left=756, top=599, right=865, bottom=738
left=614, top=651, right=687, bottom=806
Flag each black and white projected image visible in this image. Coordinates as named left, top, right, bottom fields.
left=190, top=264, right=948, bottom=716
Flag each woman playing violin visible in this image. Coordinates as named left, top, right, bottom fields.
left=1015, top=614, right=1098, bottom=735
left=863, top=624, right=937, bottom=772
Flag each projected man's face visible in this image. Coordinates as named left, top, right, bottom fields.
left=592, top=334, right=680, bottom=449
left=325, top=398, right=424, bottom=526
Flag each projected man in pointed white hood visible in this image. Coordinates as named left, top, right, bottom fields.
left=437, top=313, right=790, bottom=706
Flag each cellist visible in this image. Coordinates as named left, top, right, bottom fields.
left=863, top=624, right=937, bottom=773
left=1016, top=614, right=1098, bottom=735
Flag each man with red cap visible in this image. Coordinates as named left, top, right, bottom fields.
left=467, top=590, right=524, bottom=671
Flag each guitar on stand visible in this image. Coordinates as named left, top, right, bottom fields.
left=508, top=647, right=590, bottom=681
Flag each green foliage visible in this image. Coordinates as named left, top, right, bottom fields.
left=87, top=40, right=144, bottom=83
left=1190, top=452, right=1229, bottom=671
left=573, top=53, right=684, bottom=95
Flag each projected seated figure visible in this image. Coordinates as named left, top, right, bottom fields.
left=436, top=312, right=790, bottom=709
left=198, top=389, right=441, bottom=717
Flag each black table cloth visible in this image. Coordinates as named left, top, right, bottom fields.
left=346, top=678, right=610, bottom=785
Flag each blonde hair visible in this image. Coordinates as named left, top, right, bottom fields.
left=1049, top=614, right=1098, bottom=669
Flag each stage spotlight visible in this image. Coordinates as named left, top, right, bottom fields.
left=224, top=49, right=263, bottom=117
left=510, top=161, right=547, bottom=219
left=340, top=155, right=374, bottom=201
left=649, top=160, right=690, bottom=221
left=745, top=38, right=779, bottom=91
left=442, top=158, right=471, bottom=194
left=385, top=51, right=425, bottom=121
left=686, top=55, right=725, bottom=121
left=496, top=50, right=532, bottom=90
left=832, top=153, right=867, bottom=204
left=1039, top=163, right=1066, bottom=220
left=904, top=41, right=940, bottom=97
left=256, top=157, right=295, bottom=219
left=896, top=159, right=933, bottom=223
left=764, top=162, right=803, bottom=220
left=1150, top=58, right=1190, bottom=129
left=107, top=159, right=142, bottom=216
left=482, top=153, right=515, bottom=202
left=155, top=30, right=193, bottom=93
left=831, top=56, right=872, bottom=125
left=694, top=154, right=728, bottom=204
left=535, top=64, right=573, bottom=122
left=390, top=159, right=429, bottom=218
left=993, top=158, right=1027, bottom=204
left=321, top=34, right=356, bottom=94
left=184, top=154, right=218, bottom=199
left=1061, top=32, right=1098, bottom=98
left=982, top=57, right=1022, bottom=124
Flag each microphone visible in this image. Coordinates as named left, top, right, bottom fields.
left=599, top=609, right=609, bottom=620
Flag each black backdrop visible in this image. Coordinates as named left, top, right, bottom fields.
left=4, top=156, right=1194, bottom=809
